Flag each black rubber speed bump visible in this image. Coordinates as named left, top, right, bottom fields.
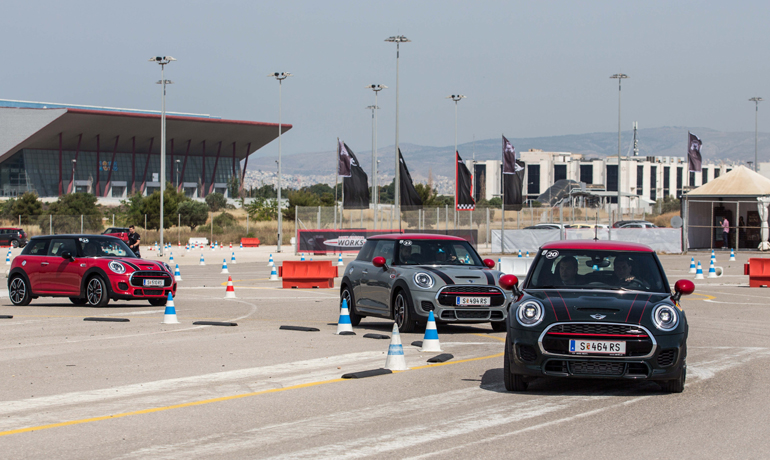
left=411, top=341, right=423, bottom=347
left=427, top=353, right=454, bottom=363
left=193, top=321, right=238, bottom=327
left=363, top=333, right=390, bottom=340
left=338, top=331, right=356, bottom=336
left=279, top=325, right=320, bottom=332
left=342, top=368, right=393, bottom=379
left=0, top=315, right=12, bottom=319
left=84, top=317, right=129, bottom=322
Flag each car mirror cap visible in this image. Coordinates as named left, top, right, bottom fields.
left=372, top=256, right=387, bottom=268
left=499, top=274, right=519, bottom=291
left=483, top=258, right=496, bottom=269
left=673, top=279, right=695, bottom=301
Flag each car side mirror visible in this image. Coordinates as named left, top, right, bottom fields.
left=61, top=251, right=75, bottom=261
left=672, top=279, right=695, bottom=302
left=499, top=274, right=521, bottom=296
left=372, top=256, right=387, bottom=269
left=483, top=258, right=496, bottom=269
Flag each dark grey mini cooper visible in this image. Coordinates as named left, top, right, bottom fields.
left=339, top=234, right=510, bottom=332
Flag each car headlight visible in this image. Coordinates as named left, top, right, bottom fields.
left=163, top=263, right=172, bottom=273
left=516, top=300, right=544, bottom=327
left=109, top=261, right=126, bottom=274
left=413, top=272, right=434, bottom=289
left=652, top=304, right=679, bottom=331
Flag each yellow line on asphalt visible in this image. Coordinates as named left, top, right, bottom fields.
left=690, top=293, right=716, bottom=301
left=0, top=349, right=504, bottom=438
left=470, top=333, right=506, bottom=342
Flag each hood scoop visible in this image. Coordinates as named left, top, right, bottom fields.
left=574, top=307, right=621, bottom=313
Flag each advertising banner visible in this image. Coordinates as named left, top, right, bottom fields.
left=298, top=229, right=479, bottom=254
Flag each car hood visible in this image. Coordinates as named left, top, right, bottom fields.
left=522, top=289, right=673, bottom=323
left=116, top=258, right=169, bottom=272
left=415, top=265, right=501, bottom=286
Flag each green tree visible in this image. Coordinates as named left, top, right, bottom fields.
left=141, top=184, right=187, bottom=230
left=7, top=192, right=43, bottom=224
left=245, top=198, right=278, bottom=222
left=178, top=200, right=209, bottom=230
left=213, top=211, right=237, bottom=228
left=282, top=189, right=320, bottom=221
left=47, top=193, right=102, bottom=233
left=227, top=176, right=240, bottom=199
left=205, top=192, right=227, bottom=212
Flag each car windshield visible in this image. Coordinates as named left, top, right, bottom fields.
left=393, top=239, right=483, bottom=266
left=527, top=249, right=666, bottom=292
left=77, top=237, right=137, bottom=258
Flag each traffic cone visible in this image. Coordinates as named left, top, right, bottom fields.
left=5, top=250, right=10, bottom=265
left=337, top=253, right=344, bottom=266
left=267, top=254, right=275, bottom=267
left=185, top=244, right=190, bottom=252
left=174, top=263, right=182, bottom=282
left=161, top=293, right=180, bottom=324
left=221, top=259, right=229, bottom=274
left=269, top=265, right=279, bottom=281
left=224, top=276, right=236, bottom=299
left=199, top=253, right=206, bottom=266
left=384, top=323, right=408, bottom=371
left=518, top=249, right=522, bottom=258
left=300, top=253, right=305, bottom=261
left=497, top=258, right=501, bottom=269
left=169, top=252, right=174, bottom=264
left=336, top=299, right=354, bottom=334
left=526, top=251, right=530, bottom=258
left=239, top=242, right=243, bottom=250
left=708, top=259, right=717, bottom=278
left=689, top=257, right=696, bottom=274
left=592, top=264, right=599, bottom=271
left=420, top=311, right=442, bottom=352
left=231, top=252, right=236, bottom=264
left=695, top=261, right=704, bottom=279
left=730, top=248, right=736, bottom=261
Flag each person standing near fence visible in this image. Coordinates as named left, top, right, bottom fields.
left=721, top=217, right=730, bottom=250
left=128, top=225, right=141, bottom=258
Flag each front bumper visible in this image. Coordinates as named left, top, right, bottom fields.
left=508, top=324, right=686, bottom=381
left=109, top=273, right=177, bottom=300
left=410, top=288, right=510, bottom=324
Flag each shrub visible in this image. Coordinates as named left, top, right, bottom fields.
left=205, top=193, right=227, bottom=212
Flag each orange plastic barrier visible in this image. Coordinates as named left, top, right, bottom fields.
left=240, top=237, right=261, bottom=248
left=746, top=258, right=770, bottom=287
left=278, top=260, right=337, bottom=289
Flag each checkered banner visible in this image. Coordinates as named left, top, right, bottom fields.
left=455, top=151, right=475, bottom=211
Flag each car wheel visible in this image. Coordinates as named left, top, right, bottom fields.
left=86, top=276, right=110, bottom=307
left=11, top=239, right=19, bottom=248
left=149, top=298, right=168, bottom=307
left=393, top=289, right=416, bottom=333
left=340, top=286, right=361, bottom=326
left=69, top=297, right=87, bottom=306
left=660, top=366, right=686, bottom=393
left=9, top=276, right=31, bottom=306
left=504, top=336, right=528, bottom=391
left=491, top=321, right=506, bottom=332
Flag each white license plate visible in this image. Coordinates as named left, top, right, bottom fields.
left=143, top=279, right=164, bottom=287
left=569, top=339, right=626, bottom=355
left=455, top=296, right=491, bottom=306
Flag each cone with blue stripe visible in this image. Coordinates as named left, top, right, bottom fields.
left=161, top=293, right=180, bottom=324
left=269, top=265, right=279, bottom=281
left=199, top=253, right=205, bottom=266
left=221, top=259, right=229, bottom=274
left=174, top=263, right=182, bottom=282
left=695, top=261, right=704, bottom=279
left=730, top=248, right=736, bottom=261
left=5, top=250, right=10, bottom=265
left=169, top=252, right=174, bottom=264
left=384, top=323, right=408, bottom=370
left=518, top=249, right=522, bottom=258
left=231, top=252, right=236, bottom=264
left=689, top=257, right=696, bottom=273
left=526, top=250, right=530, bottom=258
left=336, top=299, right=354, bottom=335
left=185, top=244, right=190, bottom=252
left=497, top=258, right=501, bottom=269
left=300, top=253, right=305, bottom=261
left=267, top=254, right=274, bottom=267
left=708, top=259, right=717, bottom=278
left=420, top=311, right=442, bottom=352
left=337, top=253, right=344, bottom=266
left=239, top=242, right=243, bottom=250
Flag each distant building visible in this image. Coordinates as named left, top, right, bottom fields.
left=0, top=99, right=291, bottom=200
left=467, top=149, right=739, bottom=211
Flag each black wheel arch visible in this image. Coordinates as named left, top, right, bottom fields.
left=8, top=268, right=31, bottom=290
left=81, top=267, right=115, bottom=299
left=391, top=279, right=417, bottom=321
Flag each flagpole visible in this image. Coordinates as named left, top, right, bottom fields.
left=334, top=140, right=338, bottom=230
left=501, top=162, right=505, bottom=255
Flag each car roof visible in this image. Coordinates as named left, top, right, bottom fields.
left=540, top=240, right=654, bottom=252
left=367, top=233, right=467, bottom=241
left=30, top=234, right=122, bottom=241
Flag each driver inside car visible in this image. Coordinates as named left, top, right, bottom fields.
left=613, top=255, right=643, bottom=287
left=556, top=256, right=582, bottom=286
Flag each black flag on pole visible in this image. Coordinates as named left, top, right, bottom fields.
left=504, top=160, right=525, bottom=211
left=341, top=143, right=370, bottom=209
left=338, top=138, right=352, bottom=177
left=687, top=132, right=702, bottom=173
left=456, top=151, right=475, bottom=211
left=502, top=135, right=517, bottom=174
left=399, top=148, right=423, bottom=210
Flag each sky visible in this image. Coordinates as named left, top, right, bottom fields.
left=3, top=1, right=769, bottom=159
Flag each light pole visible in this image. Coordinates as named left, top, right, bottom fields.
left=750, top=97, right=763, bottom=172
left=149, top=56, right=175, bottom=256
left=269, top=72, right=291, bottom=252
left=385, top=35, right=410, bottom=226
left=446, top=95, right=466, bottom=156
left=366, top=84, right=387, bottom=230
left=610, top=73, right=628, bottom=221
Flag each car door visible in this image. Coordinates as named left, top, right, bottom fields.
left=21, top=239, right=50, bottom=290
left=40, top=238, right=81, bottom=295
left=363, top=240, right=396, bottom=311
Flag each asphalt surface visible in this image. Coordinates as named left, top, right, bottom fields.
left=0, top=247, right=768, bottom=459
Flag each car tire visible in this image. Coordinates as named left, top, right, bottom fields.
left=86, top=275, right=110, bottom=307
left=393, top=289, right=416, bottom=333
left=11, top=239, right=19, bottom=248
left=491, top=321, right=507, bottom=332
left=149, top=298, right=168, bottom=307
left=504, top=336, right=528, bottom=391
left=8, top=276, right=31, bottom=306
left=69, top=297, right=88, bottom=306
left=340, top=285, right=362, bottom=326
left=660, top=366, right=686, bottom=393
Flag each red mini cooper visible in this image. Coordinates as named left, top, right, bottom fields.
left=8, top=235, right=177, bottom=307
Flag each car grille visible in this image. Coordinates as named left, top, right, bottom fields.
left=421, top=301, right=435, bottom=311
left=130, top=271, right=173, bottom=287
left=517, top=344, right=537, bottom=362
left=455, top=310, right=490, bottom=320
left=549, top=324, right=647, bottom=335
left=657, top=349, right=677, bottom=367
left=143, top=289, right=164, bottom=296
left=570, top=361, right=625, bottom=376
left=436, top=285, right=506, bottom=307
left=542, top=323, right=654, bottom=357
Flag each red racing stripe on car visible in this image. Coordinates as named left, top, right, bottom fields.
left=637, top=295, right=652, bottom=325
left=554, top=290, right=571, bottom=320
left=625, top=294, right=639, bottom=323
left=543, top=291, right=560, bottom=321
